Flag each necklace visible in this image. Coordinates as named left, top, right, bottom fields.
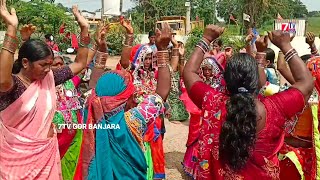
left=17, top=73, right=32, bottom=86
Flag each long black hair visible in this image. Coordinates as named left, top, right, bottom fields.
left=219, top=53, right=259, bottom=170
left=12, top=39, right=53, bottom=74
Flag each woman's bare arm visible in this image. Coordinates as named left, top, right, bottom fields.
left=276, top=51, right=295, bottom=84
left=68, top=5, right=89, bottom=75
left=255, top=36, right=269, bottom=88
left=269, top=31, right=313, bottom=101
left=0, top=0, right=19, bottom=92
left=183, top=25, right=224, bottom=92
left=170, top=36, right=179, bottom=71
left=119, top=19, right=134, bottom=69
left=155, top=23, right=172, bottom=101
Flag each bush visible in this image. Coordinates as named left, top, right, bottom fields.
left=220, top=29, right=245, bottom=53
left=185, top=27, right=204, bottom=60
left=106, top=23, right=141, bottom=56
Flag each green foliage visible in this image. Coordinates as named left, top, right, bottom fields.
left=216, top=0, right=308, bottom=29
left=191, top=0, right=216, bottom=25
left=0, top=0, right=76, bottom=35
left=220, top=29, right=245, bottom=52
left=185, top=27, right=204, bottom=60
left=309, top=11, right=320, bottom=17
left=129, top=0, right=187, bottom=33
left=185, top=27, right=247, bottom=60
left=106, top=24, right=141, bottom=55
left=307, top=17, right=320, bottom=35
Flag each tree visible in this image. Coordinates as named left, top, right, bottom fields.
left=128, top=0, right=186, bottom=32
left=192, top=0, right=216, bottom=25
left=9, top=0, right=75, bottom=34
left=216, top=0, right=308, bottom=29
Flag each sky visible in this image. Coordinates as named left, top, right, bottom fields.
left=55, top=0, right=320, bottom=13
left=55, top=0, right=135, bottom=12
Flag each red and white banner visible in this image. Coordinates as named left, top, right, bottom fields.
left=274, top=19, right=306, bottom=36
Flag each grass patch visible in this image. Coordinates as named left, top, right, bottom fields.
left=306, top=17, right=320, bottom=34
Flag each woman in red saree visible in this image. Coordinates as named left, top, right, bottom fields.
left=183, top=25, right=313, bottom=179
left=0, top=3, right=89, bottom=179
left=182, top=56, right=226, bottom=178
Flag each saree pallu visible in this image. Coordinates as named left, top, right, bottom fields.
left=182, top=113, right=201, bottom=179
left=54, top=111, right=83, bottom=180
left=53, top=78, right=83, bottom=180
left=279, top=104, right=320, bottom=180
left=180, top=80, right=202, bottom=179
left=144, top=116, right=165, bottom=179
left=83, top=108, right=147, bottom=180
left=0, top=71, right=62, bottom=180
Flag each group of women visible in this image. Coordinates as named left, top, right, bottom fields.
left=0, top=0, right=320, bottom=179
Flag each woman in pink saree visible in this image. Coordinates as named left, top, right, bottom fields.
left=183, top=25, right=313, bottom=179
left=0, top=3, right=89, bottom=179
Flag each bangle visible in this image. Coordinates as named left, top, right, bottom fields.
left=79, top=36, right=91, bottom=48
left=196, top=45, right=206, bottom=54
left=172, top=48, right=179, bottom=57
left=284, top=48, right=298, bottom=62
left=286, top=52, right=298, bottom=62
left=200, top=39, right=210, bottom=51
left=2, top=47, right=15, bottom=54
left=284, top=48, right=294, bottom=57
left=94, top=51, right=108, bottom=69
left=158, top=63, right=168, bottom=68
left=124, top=34, right=134, bottom=46
left=311, top=49, right=318, bottom=55
left=196, top=39, right=210, bottom=54
left=179, top=56, right=185, bottom=64
left=157, top=50, right=169, bottom=65
left=2, top=34, right=19, bottom=54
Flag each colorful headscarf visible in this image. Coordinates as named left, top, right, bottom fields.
left=307, top=56, right=320, bottom=77
left=83, top=70, right=147, bottom=179
left=87, top=70, right=134, bottom=121
left=200, top=57, right=226, bottom=92
left=132, top=45, right=154, bottom=71
left=131, top=45, right=158, bottom=103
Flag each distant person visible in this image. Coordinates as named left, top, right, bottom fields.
left=45, top=33, right=60, bottom=52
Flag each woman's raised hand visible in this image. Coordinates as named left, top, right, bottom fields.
left=171, top=34, right=179, bottom=48
left=72, top=5, right=89, bottom=29
left=120, top=16, right=133, bottom=34
left=203, top=25, right=224, bottom=43
left=0, top=0, right=18, bottom=28
left=268, top=30, right=292, bottom=52
left=306, top=32, right=315, bottom=46
left=94, top=22, right=109, bottom=52
left=255, top=35, right=268, bottom=52
left=95, top=22, right=109, bottom=45
left=20, top=24, right=36, bottom=41
left=155, top=23, right=171, bottom=51
left=179, top=43, right=185, bottom=56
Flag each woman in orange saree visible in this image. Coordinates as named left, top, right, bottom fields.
left=0, top=3, right=89, bottom=179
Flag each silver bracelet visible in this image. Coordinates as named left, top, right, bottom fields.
left=196, top=45, right=206, bottom=54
